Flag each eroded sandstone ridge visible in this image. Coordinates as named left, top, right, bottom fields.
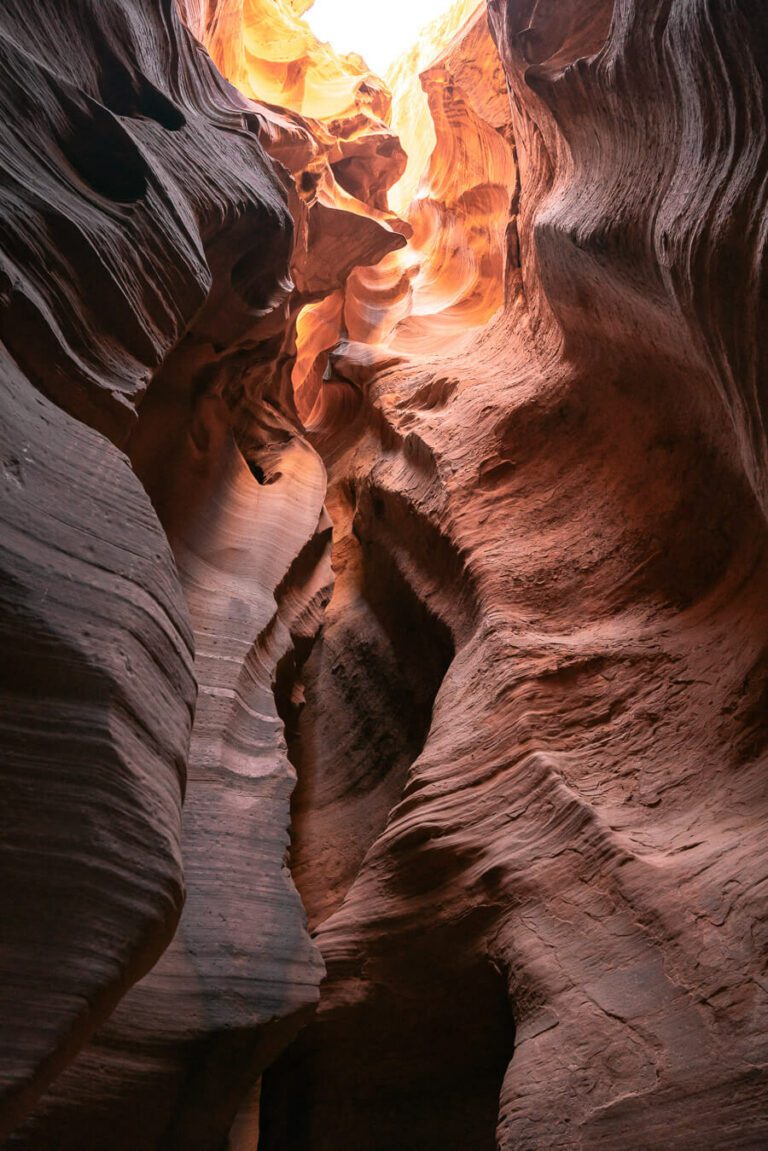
left=1, top=0, right=767, bottom=1148
left=1, top=0, right=338, bottom=1144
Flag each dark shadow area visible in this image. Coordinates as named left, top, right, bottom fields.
left=260, top=478, right=513, bottom=1150
left=56, top=92, right=149, bottom=203
left=279, top=484, right=455, bottom=930
left=258, top=950, right=515, bottom=1151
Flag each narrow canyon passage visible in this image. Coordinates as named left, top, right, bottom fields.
left=1, top=2, right=768, bottom=1150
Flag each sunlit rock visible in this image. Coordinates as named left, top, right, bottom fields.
left=2, top=1, right=768, bottom=1149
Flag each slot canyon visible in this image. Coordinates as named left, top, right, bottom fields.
left=1, top=0, right=768, bottom=1147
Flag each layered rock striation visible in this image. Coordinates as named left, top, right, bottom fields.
left=1, top=0, right=768, bottom=1149
left=259, top=2, right=768, bottom=1148
left=2, top=0, right=333, bottom=1143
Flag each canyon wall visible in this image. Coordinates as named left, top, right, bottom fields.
left=1, top=1, right=767, bottom=1149
left=0, top=0, right=327, bottom=1143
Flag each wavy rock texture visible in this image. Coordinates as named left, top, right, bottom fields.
left=0, top=347, right=194, bottom=1140
left=3, top=0, right=768, bottom=1149
left=257, top=3, right=768, bottom=1150
left=0, top=0, right=336, bottom=1144
left=185, top=0, right=413, bottom=425
left=288, top=1, right=519, bottom=450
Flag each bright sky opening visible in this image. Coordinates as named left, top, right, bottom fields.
left=304, top=0, right=458, bottom=76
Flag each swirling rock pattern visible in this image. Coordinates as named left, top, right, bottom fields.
left=0, top=0, right=333, bottom=1144
left=259, top=2, right=768, bottom=1150
left=0, top=347, right=194, bottom=1140
left=3, top=0, right=768, bottom=1149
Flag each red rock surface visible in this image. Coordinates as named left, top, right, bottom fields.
left=2, top=0, right=768, bottom=1149
left=261, top=2, right=768, bottom=1147
left=0, top=0, right=327, bottom=1142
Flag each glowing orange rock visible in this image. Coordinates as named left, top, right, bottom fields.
left=299, top=2, right=517, bottom=394
left=386, top=0, right=482, bottom=215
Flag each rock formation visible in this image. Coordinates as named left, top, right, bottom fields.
left=1, top=0, right=767, bottom=1149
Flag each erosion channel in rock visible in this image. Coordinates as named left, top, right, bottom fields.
left=1, top=1, right=767, bottom=1149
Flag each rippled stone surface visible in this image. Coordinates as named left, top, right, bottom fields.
left=3, top=1, right=768, bottom=1148
left=0, top=0, right=328, bottom=1143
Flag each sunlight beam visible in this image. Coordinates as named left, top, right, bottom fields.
left=304, top=0, right=461, bottom=77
